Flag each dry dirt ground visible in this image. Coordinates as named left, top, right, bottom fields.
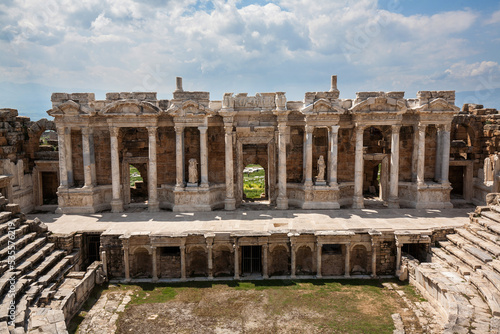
left=73, top=280, right=443, bottom=334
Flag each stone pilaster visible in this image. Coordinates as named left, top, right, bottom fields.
left=57, top=125, right=68, bottom=188
left=64, top=127, right=74, bottom=187
left=353, top=125, right=365, bottom=208
left=416, top=124, right=426, bottom=186
left=175, top=125, right=185, bottom=190
left=199, top=126, right=209, bottom=188
left=262, top=244, right=269, bottom=279
left=234, top=240, right=239, bottom=279
left=371, top=242, right=377, bottom=278
left=388, top=125, right=401, bottom=208
left=110, top=126, right=123, bottom=213
left=328, top=125, right=340, bottom=187
left=435, top=126, right=443, bottom=182
left=290, top=241, right=296, bottom=278
left=441, top=124, right=451, bottom=185
left=316, top=241, right=322, bottom=278
left=180, top=241, right=186, bottom=280
left=152, top=246, right=158, bottom=281
left=123, top=240, right=130, bottom=282
left=82, top=127, right=96, bottom=188
left=304, top=124, right=314, bottom=187
left=224, top=124, right=236, bottom=210
left=207, top=240, right=213, bottom=279
left=344, top=243, right=351, bottom=278
left=277, top=122, right=288, bottom=209
left=396, top=241, right=402, bottom=272
left=147, top=126, right=159, bottom=212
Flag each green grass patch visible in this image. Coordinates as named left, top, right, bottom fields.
left=129, top=166, right=143, bottom=187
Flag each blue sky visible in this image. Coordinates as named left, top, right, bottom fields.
left=1, top=0, right=500, bottom=120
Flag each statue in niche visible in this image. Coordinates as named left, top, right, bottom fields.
left=188, top=158, right=198, bottom=184
left=316, top=155, right=326, bottom=182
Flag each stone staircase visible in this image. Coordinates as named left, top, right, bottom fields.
left=0, top=202, right=83, bottom=333
left=406, top=205, right=500, bottom=333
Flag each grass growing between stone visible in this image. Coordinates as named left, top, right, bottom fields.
left=110, top=279, right=405, bottom=334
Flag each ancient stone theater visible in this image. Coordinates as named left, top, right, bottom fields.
left=2, top=76, right=500, bottom=332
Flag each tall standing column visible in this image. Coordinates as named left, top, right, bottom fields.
left=180, top=242, right=186, bottom=280
left=262, top=244, right=269, bottom=279
left=234, top=240, right=239, bottom=279
left=304, top=125, right=314, bottom=187
left=388, top=125, right=401, bottom=208
left=63, top=127, right=74, bottom=187
left=82, top=127, right=96, bottom=188
left=416, top=124, right=426, bottom=186
left=277, top=122, right=288, bottom=209
left=328, top=125, right=340, bottom=187
left=353, top=125, right=365, bottom=208
left=224, top=124, right=236, bottom=210
left=441, top=124, right=451, bottom=185
left=147, top=127, right=159, bottom=212
left=199, top=126, right=209, bottom=188
left=175, top=125, right=185, bottom=190
left=396, top=241, right=402, bottom=272
left=290, top=241, right=296, bottom=278
left=123, top=241, right=130, bottom=282
left=152, top=246, right=158, bottom=281
left=57, top=126, right=68, bottom=188
left=344, top=243, right=351, bottom=277
left=435, top=126, right=443, bottom=182
left=207, top=242, right=213, bottom=279
left=316, top=242, right=322, bottom=278
left=110, top=126, right=123, bottom=213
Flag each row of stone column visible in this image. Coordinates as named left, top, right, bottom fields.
left=120, top=240, right=379, bottom=281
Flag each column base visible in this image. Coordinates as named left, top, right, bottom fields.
left=388, top=198, right=400, bottom=209
left=276, top=196, right=288, bottom=210
left=111, top=199, right=123, bottom=213
left=344, top=273, right=351, bottom=278
left=225, top=198, right=236, bottom=210
left=316, top=274, right=322, bottom=279
left=148, top=201, right=160, bottom=212
left=352, top=196, right=364, bottom=209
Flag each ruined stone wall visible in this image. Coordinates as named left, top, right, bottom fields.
left=287, top=126, right=304, bottom=183
left=338, top=128, right=355, bottom=182
left=208, top=126, right=225, bottom=184
left=71, top=129, right=84, bottom=187
left=157, top=127, right=176, bottom=185
left=101, top=235, right=124, bottom=278
left=399, top=126, right=414, bottom=182
left=424, top=126, right=438, bottom=180
left=378, top=240, right=396, bottom=275
left=94, top=129, right=112, bottom=186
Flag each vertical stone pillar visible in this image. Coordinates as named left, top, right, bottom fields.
left=199, top=126, right=209, bottom=188
left=152, top=246, right=158, bottom=282
left=388, top=125, right=401, bottom=208
left=411, top=126, right=419, bottom=182
left=147, top=127, right=159, bottom=212
left=441, top=124, right=451, bottom=185
left=101, top=250, right=108, bottom=276
left=371, top=242, right=377, bottom=278
left=123, top=242, right=130, bottom=282
left=57, top=126, right=68, bottom=188
left=344, top=243, right=351, bottom=277
left=110, top=127, right=123, bottom=213
left=64, top=127, right=74, bottom=187
left=435, top=126, right=443, bottom=182
left=316, top=241, right=322, bottom=278
left=207, top=242, right=213, bottom=279
left=396, top=241, right=402, bottom=272
left=82, top=127, right=96, bottom=188
left=328, top=125, right=340, bottom=187
left=290, top=241, right=296, bottom=278
left=417, top=124, right=426, bottom=186
left=262, top=244, right=269, bottom=279
left=277, top=122, right=288, bottom=209
left=353, top=125, right=365, bottom=208
left=224, top=124, right=236, bottom=210
left=180, top=242, right=186, bottom=280
left=175, top=125, right=185, bottom=190
left=304, top=125, right=314, bottom=187
left=234, top=240, right=240, bottom=279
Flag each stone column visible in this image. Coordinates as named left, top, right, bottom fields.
left=304, top=125, right=314, bottom=187
left=82, top=127, right=96, bottom=188
left=234, top=241, right=239, bottom=279
left=353, top=125, right=365, bottom=208
left=64, top=127, right=74, bottom=187
left=57, top=126, right=68, bottom=188
left=101, top=250, right=108, bottom=276
left=110, top=127, right=123, bottom=213
left=152, top=246, right=158, bottom=281
left=316, top=241, right=322, bottom=278
left=388, top=125, right=401, bottom=208
left=441, top=124, right=451, bottom=185
left=328, top=125, right=340, bottom=187
left=147, top=127, right=159, bottom=212
left=175, top=125, right=185, bottom=190
left=199, top=126, right=209, bottom=188
left=262, top=244, right=269, bottom=279
left=224, top=124, right=236, bottom=210
left=413, top=124, right=425, bottom=187
left=396, top=241, right=402, bottom=272
left=411, top=126, right=419, bottom=182
left=123, top=242, right=130, bottom=282
left=371, top=240, right=378, bottom=278
left=207, top=243, right=213, bottom=279
left=344, top=243, right=351, bottom=277
left=435, top=126, right=443, bottom=182
left=290, top=241, right=296, bottom=278
left=180, top=243, right=186, bottom=280
left=277, top=122, right=288, bottom=209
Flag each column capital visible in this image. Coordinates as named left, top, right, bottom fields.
left=198, top=125, right=208, bottom=134
left=331, top=125, right=340, bottom=134
left=109, top=126, right=120, bottom=137
left=305, top=124, right=314, bottom=133
left=147, top=126, right=157, bottom=136
left=417, top=123, right=427, bottom=133
left=224, top=125, right=233, bottom=134
left=391, top=124, right=401, bottom=133
left=443, top=123, right=452, bottom=132
left=174, top=124, right=185, bottom=133
left=277, top=122, right=287, bottom=133
left=355, top=124, right=365, bottom=134
left=81, top=126, right=93, bottom=136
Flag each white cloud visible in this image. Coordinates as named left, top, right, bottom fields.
left=485, top=10, right=500, bottom=25
left=445, top=61, right=500, bottom=79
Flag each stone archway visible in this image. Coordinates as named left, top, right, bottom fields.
left=350, top=245, right=368, bottom=275
left=132, top=247, right=152, bottom=278
left=295, top=245, right=314, bottom=275
left=269, top=245, right=290, bottom=276
left=213, top=245, right=234, bottom=277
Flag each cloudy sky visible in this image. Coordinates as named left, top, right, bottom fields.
left=1, top=0, right=500, bottom=120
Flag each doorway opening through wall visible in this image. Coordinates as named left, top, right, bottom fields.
left=242, top=164, right=269, bottom=208
left=241, top=245, right=262, bottom=276
left=129, top=164, right=147, bottom=204
left=449, top=165, right=465, bottom=200
left=41, top=172, right=58, bottom=205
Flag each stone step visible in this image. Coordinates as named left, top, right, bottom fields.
left=463, top=245, right=493, bottom=263
left=475, top=229, right=500, bottom=244
left=0, top=271, right=16, bottom=296
left=38, top=258, right=71, bottom=287
left=0, top=224, right=28, bottom=248
left=492, top=259, right=500, bottom=275
left=14, top=295, right=29, bottom=327
left=477, top=218, right=500, bottom=236
left=481, top=211, right=500, bottom=225
left=439, top=241, right=483, bottom=270
left=470, top=275, right=500, bottom=316
left=0, top=321, right=9, bottom=333
left=480, top=269, right=500, bottom=294
left=0, top=232, right=36, bottom=261
left=457, top=228, right=500, bottom=257
left=24, top=250, right=65, bottom=281
left=13, top=237, right=46, bottom=263
left=0, top=212, right=14, bottom=225
left=0, top=218, right=20, bottom=235
left=16, top=243, right=55, bottom=275
left=0, top=278, right=29, bottom=321
left=430, top=247, right=471, bottom=275
left=24, top=284, right=43, bottom=306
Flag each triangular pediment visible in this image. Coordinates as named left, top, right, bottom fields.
left=301, top=98, right=345, bottom=114
left=47, top=100, right=94, bottom=117
left=167, top=100, right=212, bottom=117
left=350, top=95, right=407, bottom=113
left=100, top=100, right=160, bottom=115
left=417, top=98, right=460, bottom=112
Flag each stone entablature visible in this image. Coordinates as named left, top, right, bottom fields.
left=47, top=76, right=460, bottom=213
